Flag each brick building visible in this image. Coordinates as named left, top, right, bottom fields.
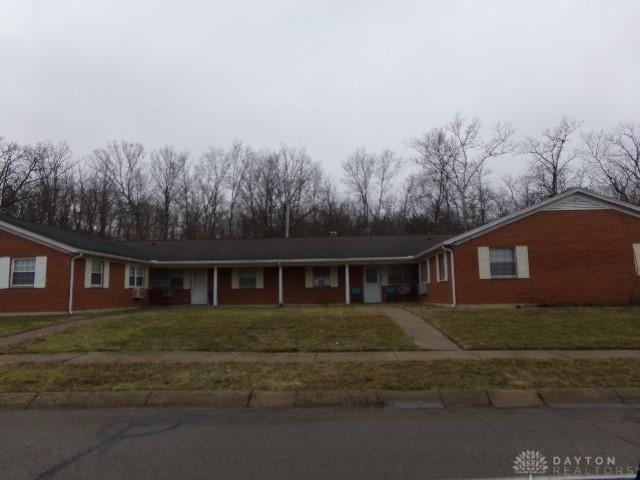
left=1, top=188, right=640, bottom=313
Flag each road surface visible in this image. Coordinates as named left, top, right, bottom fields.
left=1, top=407, right=639, bottom=479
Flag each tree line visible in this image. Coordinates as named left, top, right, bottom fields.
left=1, top=114, right=639, bottom=240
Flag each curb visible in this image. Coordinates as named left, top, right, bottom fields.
left=0, top=388, right=639, bottom=410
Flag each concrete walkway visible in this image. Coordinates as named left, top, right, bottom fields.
left=1, top=349, right=640, bottom=365
left=377, top=306, right=460, bottom=351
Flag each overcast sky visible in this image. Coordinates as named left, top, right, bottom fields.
left=1, top=0, right=639, bottom=181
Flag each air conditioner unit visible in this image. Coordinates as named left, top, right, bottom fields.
left=417, top=283, right=428, bottom=295
left=132, top=287, right=146, bottom=299
left=315, top=278, right=330, bottom=287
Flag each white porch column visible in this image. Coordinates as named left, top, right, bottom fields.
left=345, top=264, right=350, bottom=304
left=213, top=266, right=219, bottom=306
left=278, top=265, right=284, bottom=305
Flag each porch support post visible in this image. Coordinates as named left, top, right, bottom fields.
left=345, top=264, right=350, bottom=305
left=278, top=265, right=284, bottom=306
left=213, top=266, right=219, bottom=306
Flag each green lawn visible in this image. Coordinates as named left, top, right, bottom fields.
left=8, top=306, right=416, bottom=353
left=1, top=359, right=639, bottom=391
left=405, top=305, right=640, bottom=350
left=0, top=315, right=77, bottom=338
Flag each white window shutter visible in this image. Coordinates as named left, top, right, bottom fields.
left=103, top=261, right=110, bottom=288
left=305, top=267, right=313, bottom=288
left=143, top=268, right=149, bottom=289
left=256, top=268, right=264, bottom=289
left=183, top=269, right=191, bottom=289
left=477, top=247, right=491, bottom=279
left=0, top=257, right=10, bottom=289
left=516, top=246, right=530, bottom=279
left=633, top=244, right=640, bottom=276
left=124, top=264, right=130, bottom=288
left=231, top=268, right=239, bottom=289
left=426, top=260, right=430, bottom=284
left=34, top=256, right=47, bottom=288
left=330, top=267, right=338, bottom=287
left=84, top=258, right=93, bottom=288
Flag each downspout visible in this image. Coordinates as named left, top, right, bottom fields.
left=68, top=253, right=83, bottom=314
left=443, top=246, right=457, bottom=307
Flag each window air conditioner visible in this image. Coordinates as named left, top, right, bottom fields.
left=132, top=287, right=146, bottom=299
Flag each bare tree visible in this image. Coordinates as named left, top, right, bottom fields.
left=193, top=147, right=228, bottom=238
left=521, top=117, right=582, bottom=198
left=225, top=141, right=250, bottom=237
left=0, top=138, right=39, bottom=211
left=447, top=113, right=514, bottom=227
left=342, top=149, right=376, bottom=230
left=583, top=122, right=640, bottom=204
left=151, top=146, right=187, bottom=239
left=95, top=141, right=150, bottom=240
left=28, top=142, right=75, bottom=226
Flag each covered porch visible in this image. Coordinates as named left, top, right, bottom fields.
left=148, top=263, right=420, bottom=306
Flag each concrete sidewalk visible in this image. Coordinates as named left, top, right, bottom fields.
left=377, top=306, right=460, bottom=350
left=1, top=387, right=638, bottom=410
left=1, top=349, right=640, bottom=365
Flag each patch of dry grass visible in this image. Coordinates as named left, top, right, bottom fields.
left=1, top=359, right=639, bottom=391
left=405, top=305, right=640, bottom=350
left=9, top=306, right=415, bottom=353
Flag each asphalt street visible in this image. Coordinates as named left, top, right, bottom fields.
left=1, top=407, right=639, bottom=480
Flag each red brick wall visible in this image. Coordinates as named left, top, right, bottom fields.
left=0, top=229, right=71, bottom=313
left=217, top=267, right=279, bottom=305
left=73, top=258, right=148, bottom=311
left=453, top=209, right=640, bottom=305
left=283, top=266, right=347, bottom=304
left=210, top=266, right=365, bottom=305
left=422, top=254, right=453, bottom=305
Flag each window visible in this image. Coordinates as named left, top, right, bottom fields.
left=238, top=268, right=257, bottom=288
left=12, top=258, right=36, bottom=287
left=387, top=265, right=419, bottom=285
left=490, top=248, right=516, bottom=277
left=313, top=267, right=331, bottom=287
left=437, top=254, right=447, bottom=282
left=91, top=260, right=104, bottom=287
left=129, top=265, right=145, bottom=288
left=151, top=269, right=183, bottom=289
left=365, top=268, right=378, bottom=283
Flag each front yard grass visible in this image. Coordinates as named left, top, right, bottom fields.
left=0, top=315, right=77, bottom=338
left=7, top=306, right=415, bottom=353
left=1, top=359, right=639, bottom=391
left=405, top=305, right=640, bottom=350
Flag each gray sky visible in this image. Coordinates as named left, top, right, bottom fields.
left=1, top=0, right=639, bottom=182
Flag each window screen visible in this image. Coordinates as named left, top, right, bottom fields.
left=129, top=266, right=145, bottom=287
left=489, top=248, right=516, bottom=276
left=12, top=258, right=36, bottom=286
left=91, top=260, right=104, bottom=286
left=238, top=268, right=257, bottom=288
left=313, top=267, right=331, bottom=287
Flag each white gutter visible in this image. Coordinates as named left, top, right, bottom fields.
left=443, top=246, right=456, bottom=307
left=68, top=253, right=83, bottom=314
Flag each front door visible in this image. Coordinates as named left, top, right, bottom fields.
left=363, top=266, right=381, bottom=303
left=191, top=269, right=208, bottom=305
